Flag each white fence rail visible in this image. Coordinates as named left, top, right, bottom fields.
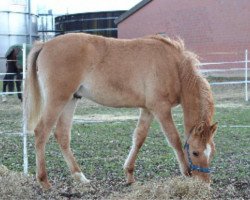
left=199, top=49, right=249, bottom=101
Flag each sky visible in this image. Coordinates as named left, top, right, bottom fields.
left=36, top=0, right=142, bottom=15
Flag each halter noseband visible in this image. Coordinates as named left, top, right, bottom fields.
left=184, top=140, right=211, bottom=174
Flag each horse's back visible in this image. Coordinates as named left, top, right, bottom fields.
left=37, top=33, right=182, bottom=108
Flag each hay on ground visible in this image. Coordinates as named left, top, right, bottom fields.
left=110, top=177, right=211, bottom=200
left=1, top=165, right=212, bottom=199
left=0, top=165, right=57, bottom=199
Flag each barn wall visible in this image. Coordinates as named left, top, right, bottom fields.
left=117, top=0, right=250, bottom=64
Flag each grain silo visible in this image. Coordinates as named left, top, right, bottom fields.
left=55, top=10, right=125, bottom=38
left=0, top=0, right=38, bottom=72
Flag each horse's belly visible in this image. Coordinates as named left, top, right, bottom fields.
left=78, top=82, right=145, bottom=108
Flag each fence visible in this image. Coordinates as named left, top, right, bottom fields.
left=0, top=44, right=27, bottom=96
left=0, top=45, right=249, bottom=174
left=199, top=49, right=249, bottom=101
left=0, top=43, right=28, bottom=174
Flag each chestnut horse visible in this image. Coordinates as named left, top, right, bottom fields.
left=24, top=33, right=217, bottom=189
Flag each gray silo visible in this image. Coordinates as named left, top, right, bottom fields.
left=0, top=0, right=38, bottom=73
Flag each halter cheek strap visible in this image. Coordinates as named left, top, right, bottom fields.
left=184, top=142, right=211, bottom=173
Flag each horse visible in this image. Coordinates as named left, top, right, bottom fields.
left=24, top=33, right=218, bottom=189
left=2, top=46, right=24, bottom=102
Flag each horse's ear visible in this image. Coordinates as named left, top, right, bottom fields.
left=194, top=121, right=206, bottom=135
left=210, top=122, right=218, bottom=136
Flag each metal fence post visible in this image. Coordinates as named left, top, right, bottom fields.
left=245, top=49, right=248, bottom=101
left=22, top=43, right=28, bottom=174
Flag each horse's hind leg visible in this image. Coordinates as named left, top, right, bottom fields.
left=54, top=98, right=90, bottom=183
left=35, top=98, right=70, bottom=189
left=124, top=108, right=153, bottom=183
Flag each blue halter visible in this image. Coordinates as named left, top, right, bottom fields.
left=184, top=142, right=211, bottom=173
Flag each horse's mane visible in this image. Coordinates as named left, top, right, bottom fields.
left=152, top=35, right=214, bottom=122
left=147, top=35, right=214, bottom=122
left=180, top=51, right=214, bottom=122
left=148, top=35, right=185, bottom=52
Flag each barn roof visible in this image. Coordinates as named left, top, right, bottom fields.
left=114, top=0, right=152, bottom=24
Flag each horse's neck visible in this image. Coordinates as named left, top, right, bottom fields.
left=181, top=88, right=201, bottom=135
left=181, top=77, right=213, bottom=136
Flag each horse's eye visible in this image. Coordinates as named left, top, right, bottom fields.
left=192, top=151, right=199, bottom=157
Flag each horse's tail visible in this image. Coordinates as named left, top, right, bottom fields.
left=24, top=42, right=44, bottom=133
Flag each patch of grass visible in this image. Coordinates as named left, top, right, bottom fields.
left=0, top=96, right=249, bottom=199
left=207, top=76, right=245, bottom=82
left=215, top=107, right=250, bottom=125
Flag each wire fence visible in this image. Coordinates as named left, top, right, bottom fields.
left=0, top=72, right=23, bottom=95
left=0, top=43, right=26, bottom=97
left=199, top=49, right=249, bottom=101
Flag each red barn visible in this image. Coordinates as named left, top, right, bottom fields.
left=115, top=0, right=250, bottom=68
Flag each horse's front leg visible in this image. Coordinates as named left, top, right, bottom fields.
left=124, top=108, right=153, bottom=183
left=153, top=104, right=190, bottom=176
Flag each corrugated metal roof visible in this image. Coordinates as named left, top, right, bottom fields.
left=114, top=0, right=152, bottom=24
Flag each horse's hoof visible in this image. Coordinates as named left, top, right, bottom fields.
left=125, top=182, right=133, bottom=187
left=126, top=174, right=135, bottom=184
left=72, top=172, right=91, bottom=184
left=39, top=180, right=52, bottom=190
left=127, top=178, right=135, bottom=184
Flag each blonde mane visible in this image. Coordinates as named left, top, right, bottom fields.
left=180, top=51, right=214, bottom=123
left=148, top=35, right=214, bottom=123
left=148, top=35, right=185, bottom=52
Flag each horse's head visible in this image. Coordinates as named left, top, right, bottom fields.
left=184, top=121, right=218, bottom=183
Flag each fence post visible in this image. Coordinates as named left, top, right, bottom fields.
left=22, top=43, right=28, bottom=174
left=245, top=49, right=248, bottom=101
